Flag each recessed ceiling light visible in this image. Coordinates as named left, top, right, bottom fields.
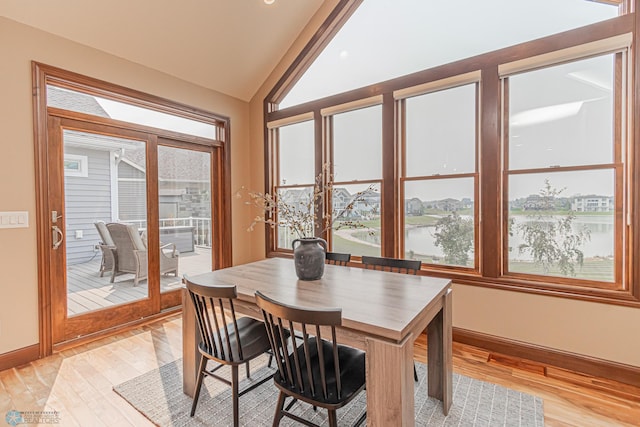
left=264, top=0, right=275, bottom=4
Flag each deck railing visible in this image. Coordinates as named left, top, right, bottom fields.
left=125, top=217, right=212, bottom=248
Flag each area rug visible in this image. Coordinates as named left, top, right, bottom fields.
left=113, top=354, right=544, bottom=426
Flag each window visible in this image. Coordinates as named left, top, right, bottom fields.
left=34, top=62, right=232, bottom=346
left=271, top=118, right=315, bottom=250
left=264, top=1, right=637, bottom=304
left=63, top=154, right=88, bottom=177
left=47, top=85, right=219, bottom=139
left=502, top=48, right=627, bottom=288
left=328, top=104, right=382, bottom=256
left=400, top=80, right=478, bottom=268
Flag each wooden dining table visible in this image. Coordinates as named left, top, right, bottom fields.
left=182, top=257, right=452, bottom=426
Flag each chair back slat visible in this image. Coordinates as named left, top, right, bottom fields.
left=255, top=291, right=342, bottom=402
left=218, top=298, right=233, bottom=360
left=190, top=293, right=213, bottom=356
left=277, top=317, right=296, bottom=386
left=331, top=327, right=341, bottom=399
left=184, top=276, right=245, bottom=363
left=288, top=320, right=306, bottom=393
left=262, top=312, right=287, bottom=379
left=301, top=325, right=315, bottom=396
left=361, top=255, right=421, bottom=275
left=228, top=300, right=244, bottom=360
left=315, top=324, right=329, bottom=399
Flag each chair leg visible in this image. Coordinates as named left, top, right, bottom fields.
left=246, top=360, right=250, bottom=378
left=354, top=410, right=367, bottom=427
left=414, top=362, right=418, bottom=382
left=272, top=391, right=286, bottom=427
left=327, top=409, right=338, bottom=427
left=231, top=365, right=239, bottom=427
left=190, top=355, right=207, bottom=416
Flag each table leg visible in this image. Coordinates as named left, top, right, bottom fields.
left=366, top=334, right=415, bottom=426
left=426, top=288, right=453, bottom=415
left=182, top=288, right=200, bottom=397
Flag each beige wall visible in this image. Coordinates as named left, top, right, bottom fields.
left=247, top=2, right=640, bottom=368
left=3, top=0, right=640, bottom=369
left=0, top=17, right=257, bottom=354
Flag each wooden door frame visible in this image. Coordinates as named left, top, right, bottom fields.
left=32, top=62, right=233, bottom=356
left=48, top=116, right=161, bottom=343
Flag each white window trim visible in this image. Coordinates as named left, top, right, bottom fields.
left=266, top=112, right=314, bottom=129
left=63, top=154, right=88, bottom=177
left=498, top=33, right=632, bottom=77
left=320, top=95, right=383, bottom=117
left=394, top=70, right=481, bottom=100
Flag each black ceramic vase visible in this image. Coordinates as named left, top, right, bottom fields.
left=292, top=237, right=328, bottom=280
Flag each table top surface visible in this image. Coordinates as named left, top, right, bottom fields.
left=188, top=257, right=451, bottom=342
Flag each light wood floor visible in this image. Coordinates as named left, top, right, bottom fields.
left=1, top=315, right=639, bottom=426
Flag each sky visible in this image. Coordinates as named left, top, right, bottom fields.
left=96, top=97, right=215, bottom=139
left=277, top=0, right=620, bottom=201
left=281, top=0, right=618, bottom=107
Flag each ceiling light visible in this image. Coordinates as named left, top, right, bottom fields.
left=264, top=0, right=275, bottom=4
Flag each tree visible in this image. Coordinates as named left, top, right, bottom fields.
left=516, top=179, right=590, bottom=276
left=433, top=211, right=474, bottom=266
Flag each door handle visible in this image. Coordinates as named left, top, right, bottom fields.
left=52, top=225, right=64, bottom=250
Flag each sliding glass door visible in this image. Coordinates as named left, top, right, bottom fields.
left=48, top=117, right=215, bottom=344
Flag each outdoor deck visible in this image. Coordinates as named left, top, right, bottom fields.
left=66, top=246, right=212, bottom=316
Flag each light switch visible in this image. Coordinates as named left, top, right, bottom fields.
left=0, top=211, right=29, bottom=228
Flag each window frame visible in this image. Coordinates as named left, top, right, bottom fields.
left=262, top=2, right=639, bottom=307
left=324, top=101, right=384, bottom=256
left=396, top=74, right=481, bottom=272
left=500, top=45, right=629, bottom=290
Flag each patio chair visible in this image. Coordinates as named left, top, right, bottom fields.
left=94, top=220, right=116, bottom=277
left=106, top=222, right=179, bottom=285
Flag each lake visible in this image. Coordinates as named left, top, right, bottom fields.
left=403, top=214, right=614, bottom=260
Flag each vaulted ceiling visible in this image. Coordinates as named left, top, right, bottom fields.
left=0, top=0, right=325, bottom=101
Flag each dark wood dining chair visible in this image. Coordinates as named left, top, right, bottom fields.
left=361, top=255, right=421, bottom=274
left=361, top=255, right=422, bottom=381
left=325, top=251, right=351, bottom=266
left=255, top=291, right=367, bottom=427
left=184, top=275, right=275, bottom=427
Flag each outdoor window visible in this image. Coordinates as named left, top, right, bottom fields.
left=264, top=1, right=637, bottom=304
left=400, top=79, right=478, bottom=268
left=328, top=103, right=382, bottom=256
left=63, top=154, right=88, bottom=177
left=502, top=46, right=627, bottom=288
left=271, top=118, right=315, bottom=250
left=47, top=85, right=218, bottom=139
